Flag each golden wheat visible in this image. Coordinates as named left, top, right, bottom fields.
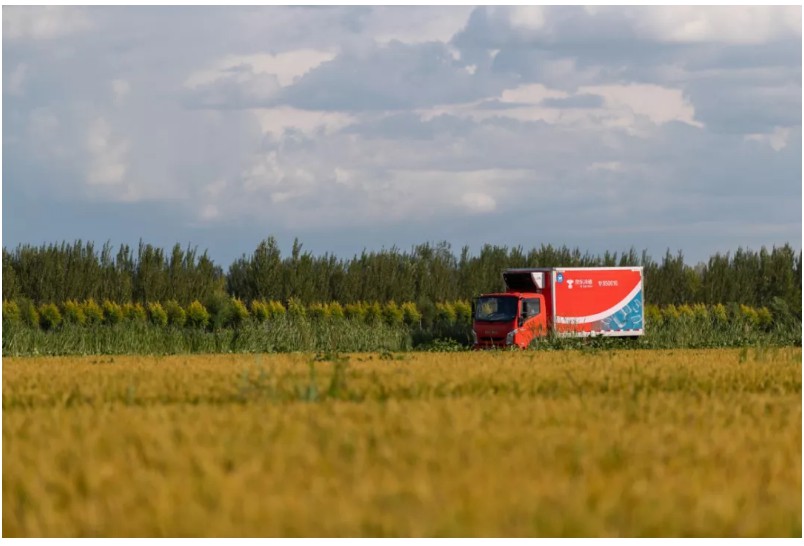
left=3, top=349, right=801, bottom=537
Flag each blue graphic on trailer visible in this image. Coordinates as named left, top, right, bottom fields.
left=597, top=291, right=643, bottom=331
left=556, top=273, right=564, bottom=283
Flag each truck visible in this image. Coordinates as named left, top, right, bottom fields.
left=472, top=267, right=644, bottom=349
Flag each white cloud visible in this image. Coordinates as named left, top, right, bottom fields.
left=371, top=6, right=474, bottom=45
left=462, top=192, right=496, bottom=213
left=86, top=118, right=128, bottom=187
left=578, top=84, right=703, bottom=128
left=185, top=49, right=336, bottom=89
left=633, top=6, right=801, bottom=44
left=253, top=107, right=353, bottom=137
left=500, top=83, right=567, bottom=104
left=111, top=79, right=131, bottom=105
left=745, top=127, right=792, bottom=152
left=507, top=6, right=546, bottom=32
left=588, top=161, right=625, bottom=172
left=3, top=6, right=92, bottom=41
left=418, top=82, right=703, bottom=135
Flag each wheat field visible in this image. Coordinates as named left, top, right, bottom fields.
left=3, top=348, right=801, bottom=537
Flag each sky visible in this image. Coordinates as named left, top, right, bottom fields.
left=3, top=5, right=802, bottom=267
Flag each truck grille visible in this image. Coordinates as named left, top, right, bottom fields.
left=476, top=336, right=506, bottom=348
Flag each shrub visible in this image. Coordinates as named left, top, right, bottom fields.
left=62, top=300, right=86, bottom=325
left=229, top=298, right=249, bottom=327
left=3, top=300, right=20, bottom=324
left=82, top=298, right=104, bottom=325
left=186, top=300, right=210, bottom=329
left=756, top=307, right=773, bottom=330
left=122, top=302, right=147, bottom=323
left=268, top=300, right=286, bottom=319
left=286, top=298, right=306, bottom=320
left=711, top=304, right=728, bottom=327
left=38, top=303, right=62, bottom=330
left=147, top=302, right=168, bottom=327
left=250, top=300, right=269, bottom=323
left=308, top=302, right=329, bottom=321
left=453, top=300, right=472, bottom=325
left=677, top=304, right=695, bottom=322
left=645, top=304, right=663, bottom=328
left=435, top=302, right=457, bottom=326
left=102, top=300, right=124, bottom=325
left=401, top=301, right=422, bottom=327
left=740, top=305, right=760, bottom=329
left=382, top=301, right=404, bottom=327
left=344, top=302, right=366, bottom=322
left=327, top=301, right=345, bottom=320
left=662, top=304, right=680, bottom=322
left=692, top=304, right=710, bottom=323
left=164, top=300, right=186, bottom=327
left=364, top=302, right=383, bottom=325
left=204, top=292, right=233, bottom=330
left=19, top=300, right=40, bottom=328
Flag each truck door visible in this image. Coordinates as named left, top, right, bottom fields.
left=520, top=296, right=547, bottom=345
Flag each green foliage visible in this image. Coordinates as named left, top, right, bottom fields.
left=382, top=301, right=404, bottom=327
left=102, top=300, right=124, bottom=326
left=645, top=304, right=663, bottom=328
left=308, top=303, right=329, bottom=322
left=203, top=291, right=233, bottom=330
left=82, top=299, right=104, bottom=325
left=38, top=303, right=62, bottom=331
left=344, top=302, right=366, bottom=322
left=250, top=300, right=269, bottom=323
left=435, top=302, right=457, bottom=326
left=147, top=302, right=168, bottom=327
left=61, top=300, right=86, bottom=326
left=229, top=298, right=249, bottom=328
left=364, top=302, right=383, bottom=325
left=286, top=298, right=306, bottom=320
left=3, top=300, right=20, bottom=324
left=453, top=300, right=472, bottom=325
left=4, top=239, right=800, bottom=324
left=122, top=302, right=147, bottom=323
left=267, top=301, right=286, bottom=320
left=327, top=302, right=345, bottom=320
left=164, top=300, right=186, bottom=327
left=186, top=300, right=210, bottom=329
left=401, top=301, right=422, bottom=327
left=711, top=304, right=729, bottom=327
left=19, top=299, right=40, bottom=328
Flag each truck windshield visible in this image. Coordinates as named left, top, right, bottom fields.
left=475, top=296, right=518, bottom=322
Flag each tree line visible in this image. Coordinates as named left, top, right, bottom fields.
left=3, top=237, right=801, bottom=319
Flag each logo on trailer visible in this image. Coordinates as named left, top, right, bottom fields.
left=567, top=279, right=574, bottom=290
left=557, top=273, right=564, bottom=283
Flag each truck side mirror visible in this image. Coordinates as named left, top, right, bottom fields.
left=471, top=301, right=476, bottom=318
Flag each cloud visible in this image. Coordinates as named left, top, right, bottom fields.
left=3, top=6, right=800, bottom=267
left=745, top=127, right=793, bottom=152
left=3, top=6, right=92, bottom=41
left=185, top=49, right=336, bottom=88
left=86, top=117, right=128, bottom=188
left=282, top=41, right=508, bottom=111
left=111, top=79, right=130, bottom=105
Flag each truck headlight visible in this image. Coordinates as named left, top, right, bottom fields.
left=506, top=329, right=518, bottom=345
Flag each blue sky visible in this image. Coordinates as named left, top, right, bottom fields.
left=3, top=5, right=801, bottom=266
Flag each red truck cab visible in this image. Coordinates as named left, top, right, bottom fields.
left=472, top=292, right=547, bottom=349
